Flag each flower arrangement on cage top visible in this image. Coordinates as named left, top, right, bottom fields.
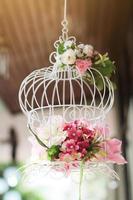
left=54, top=40, right=116, bottom=90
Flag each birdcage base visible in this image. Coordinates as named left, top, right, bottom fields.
left=20, top=160, right=119, bottom=182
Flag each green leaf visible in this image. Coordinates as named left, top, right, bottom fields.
left=71, top=44, right=76, bottom=50
left=28, top=125, right=48, bottom=149
left=60, top=63, right=66, bottom=69
left=94, top=60, right=115, bottom=77
left=82, top=143, right=100, bottom=161
left=58, top=43, right=65, bottom=54
left=85, top=73, right=104, bottom=91
left=47, top=145, right=61, bottom=160
left=96, top=78, right=104, bottom=91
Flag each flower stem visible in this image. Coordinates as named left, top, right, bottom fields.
left=28, top=124, right=49, bottom=149
left=79, top=161, right=84, bottom=200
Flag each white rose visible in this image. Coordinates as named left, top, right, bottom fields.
left=83, top=45, right=94, bottom=57
left=78, top=44, right=84, bottom=49
left=61, top=49, right=76, bottom=65
left=64, top=40, right=73, bottom=48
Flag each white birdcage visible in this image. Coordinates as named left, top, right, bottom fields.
left=17, top=2, right=127, bottom=195
left=17, top=3, right=128, bottom=198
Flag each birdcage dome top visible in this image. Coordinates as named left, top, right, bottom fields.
left=19, top=35, right=115, bottom=129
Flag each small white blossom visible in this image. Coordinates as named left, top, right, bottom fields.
left=76, top=44, right=85, bottom=58
left=55, top=56, right=62, bottom=67
left=83, top=45, right=94, bottom=57
left=61, top=49, right=76, bottom=65
left=76, top=49, right=83, bottom=58
left=64, top=40, right=73, bottom=48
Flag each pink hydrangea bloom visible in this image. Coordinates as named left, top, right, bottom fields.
left=77, top=141, right=89, bottom=150
left=105, top=138, right=127, bottom=164
left=60, top=120, right=95, bottom=160
left=67, top=128, right=79, bottom=140
left=76, top=59, right=92, bottom=74
left=82, top=127, right=94, bottom=139
left=61, top=139, right=79, bottom=153
left=63, top=123, right=75, bottom=131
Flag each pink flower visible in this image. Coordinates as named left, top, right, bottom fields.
left=76, top=59, right=92, bottom=74
left=67, top=128, right=83, bottom=140
left=105, top=139, right=127, bottom=164
left=77, top=141, right=88, bottom=157
left=77, top=141, right=89, bottom=150
left=61, top=139, right=79, bottom=153
left=67, top=128, right=78, bottom=140
left=63, top=123, right=74, bottom=131
left=81, top=148, right=87, bottom=157
left=82, top=128, right=94, bottom=142
left=64, top=121, right=83, bottom=140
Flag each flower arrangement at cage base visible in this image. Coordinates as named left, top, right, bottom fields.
left=55, top=40, right=116, bottom=90
left=28, top=119, right=127, bottom=200
left=29, top=120, right=127, bottom=167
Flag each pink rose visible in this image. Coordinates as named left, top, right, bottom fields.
left=76, top=59, right=92, bottom=74
left=105, top=138, right=127, bottom=164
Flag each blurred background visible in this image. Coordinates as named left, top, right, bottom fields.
left=0, top=0, right=133, bottom=199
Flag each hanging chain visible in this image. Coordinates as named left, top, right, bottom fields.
left=61, top=0, right=68, bottom=41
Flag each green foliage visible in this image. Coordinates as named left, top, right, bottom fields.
left=58, top=43, right=65, bottom=54
left=94, top=53, right=115, bottom=78
left=82, top=142, right=100, bottom=161
left=71, top=44, right=76, bottom=50
left=57, top=42, right=76, bottom=54
left=60, top=63, right=66, bottom=69
left=47, top=145, right=61, bottom=161
left=95, top=77, right=104, bottom=91
left=21, top=191, right=43, bottom=200
left=85, top=53, right=116, bottom=91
